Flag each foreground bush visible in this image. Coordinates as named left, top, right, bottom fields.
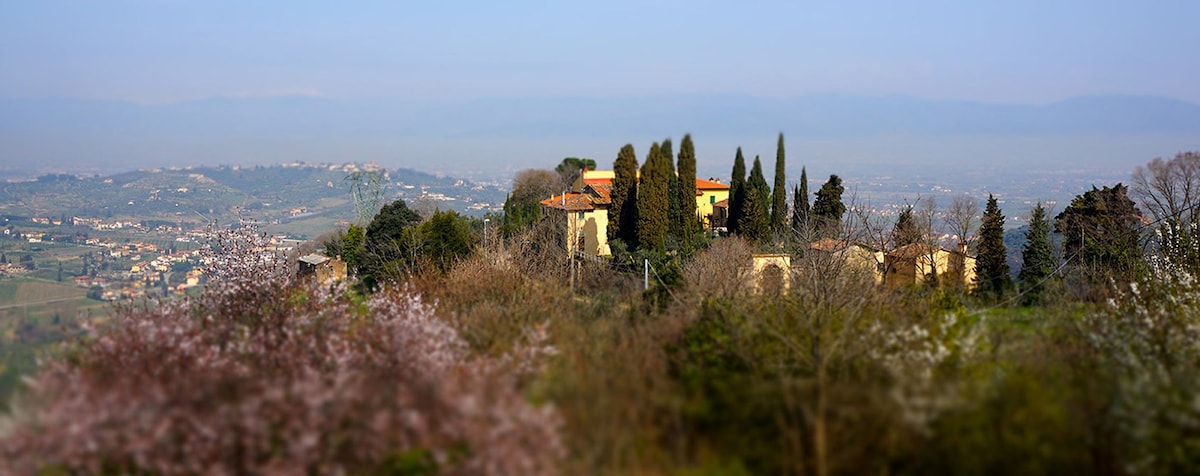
left=0, top=224, right=561, bottom=475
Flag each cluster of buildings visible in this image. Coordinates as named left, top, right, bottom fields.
left=538, top=168, right=731, bottom=256
left=67, top=217, right=148, bottom=231
left=538, top=169, right=977, bottom=291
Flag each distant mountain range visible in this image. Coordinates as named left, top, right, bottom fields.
left=2, top=94, right=1198, bottom=176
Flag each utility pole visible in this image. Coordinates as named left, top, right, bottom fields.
left=644, top=259, right=649, bottom=290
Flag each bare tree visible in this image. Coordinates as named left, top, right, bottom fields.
left=757, top=192, right=884, bottom=475
left=1132, top=151, right=1200, bottom=227
left=682, top=236, right=754, bottom=302
left=944, top=194, right=980, bottom=250
left=513, top=169, right=563, bottom=203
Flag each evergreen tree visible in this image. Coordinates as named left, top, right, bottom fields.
left=417, top=210, right=475, bottom=272
left=677, top=134, right=699, bottom=240
left=1018, top=202, right=1055, bottom=303
left=360, top=199, right=424, bottom=289
left=738, top=186, right=770, bottom=243
left=791, top=167, right=810, bottom=238
left=748, top=156, right=770, bottom=221
left=791, top=185, right=805, bottom=238
left=1054, top=184, right=1142, bottom=280
left=975, top=194, right=1012, bottom=298
left=728, top=148, right=747, bottom=234
left=341, top=225, right=365, bottom=270
left=661, top=138, right=682, bottom=245
left=554, top=157, right=597, bottom=187
left=770, top=133, right=788, bottom=234
left=608, top=144, right=639, bottom=247
left=637, top=143, right=670, bottom=252
left=811, top=174, right=846, bottom=237
left=891, top=205, right=920, bottom=247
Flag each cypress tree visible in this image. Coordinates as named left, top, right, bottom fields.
left=975, top=194, right=1012, bottom=298
left=738, top=186, right=770, bottom=243
left=812, top=174, right=846, bottom=237
left=771, top=133, right=788, bottom=234
left=892, top=205, right=920, bottom=247
left=728, top=148, right=747, bottom=234
left=677, top=134, right=699, bottom=239
left=661, top=138, right=682, bottom=245
left=739, top=155, right=772, bottom=243
left=609, top=144, right=639, bottom=247
left=748, top=156, right=770, bottom=223
left=791, top=167, right=809, bottom=238
left=1019, top=202, right=1055, bottom=302
left=637, top=143, right=670, bottom=251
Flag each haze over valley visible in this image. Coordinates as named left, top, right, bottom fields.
left=2, top=93, right=1197, bottom=183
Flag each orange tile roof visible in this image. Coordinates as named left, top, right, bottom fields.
left=540, top=193, right=596, bottom=211
left=695, top=178, right=729, bottom=190
left=586, top=183, right=612, bottom=205
left=713, top=198, right=729, bottom=208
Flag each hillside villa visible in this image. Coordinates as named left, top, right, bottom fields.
left=538, top=169, right=978, bottom=291
left=539, top=168, right=730, bottom=257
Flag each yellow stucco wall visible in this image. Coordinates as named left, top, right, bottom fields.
left=884, top=249, right=977, bottom=289
left=696, top=189, right=730, bottom=228
left=567, top=209, right=611, bottom=257
left=751, top=254, right=791, bottom=294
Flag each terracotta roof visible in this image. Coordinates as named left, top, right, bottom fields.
left=586, top=183, right=612, bottom=205
left=713, top=198, right=729, bottom=208
left=541, top=192, right=597, bottom=211
left=695, top=178, right=729, bottom=190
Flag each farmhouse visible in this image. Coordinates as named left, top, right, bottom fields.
left=540, top=168, right=730, bottom=257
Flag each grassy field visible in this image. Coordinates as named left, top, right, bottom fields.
left=0, top=278, right=86, bottom=306
left=0, top=277, right=109, bottom=411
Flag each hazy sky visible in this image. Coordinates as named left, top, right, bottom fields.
left=4, top=1, right=1199, bottom=104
